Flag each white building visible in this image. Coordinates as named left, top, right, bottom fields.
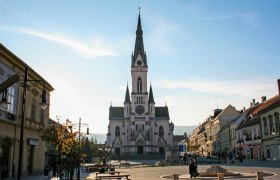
left=106, top=12, right=174, bottom=158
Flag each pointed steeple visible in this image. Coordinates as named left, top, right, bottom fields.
left=124, top=84, right=131, bottom=104
left=131, top=9, right=147, bottom=67
left=148, top=84, right=155, bottom=104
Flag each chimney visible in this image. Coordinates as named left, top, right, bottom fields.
left=243, top=107, right=246, bottom=112
left=253, top=99, right=256, bottom=105
left=250, top=102, right=253, bottom=107
left=261, top=96, right=266, bottom=103
left=278, top=79, right=280, bottom=96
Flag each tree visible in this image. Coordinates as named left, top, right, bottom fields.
left=41, top=120, right=79, bottom=179
left=81, top=137, right=93, bottom=162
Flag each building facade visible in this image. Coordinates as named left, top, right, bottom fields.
left=0, top=43, right=54, bottom=178
left=106, top=12, right=174, bottom=158
left=259, top=79, right=280, bottom=161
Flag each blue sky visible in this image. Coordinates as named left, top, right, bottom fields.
left=1, top=0, right=280, bottom=133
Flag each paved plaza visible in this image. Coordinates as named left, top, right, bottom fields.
left=12, top=160, right=280, bottom=180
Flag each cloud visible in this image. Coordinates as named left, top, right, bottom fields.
left=1, top=27, right=118, bottom=59
left=185, top=2, right=258, bottom=27
left=200, top=13, right=259, bottom=27
left=155, top=78, right=275, bottom=97
left=153, top=78, right=278, bottom=125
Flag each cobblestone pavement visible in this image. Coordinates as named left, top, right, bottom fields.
left=10, top=160, right=280, bottom=180
left=84, top=161, right=280, bottom=180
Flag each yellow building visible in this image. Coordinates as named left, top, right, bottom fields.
left=0, top=43, right=54, bottom=178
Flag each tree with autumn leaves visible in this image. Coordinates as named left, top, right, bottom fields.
left=41, top=120, right=79, bottom=154
left=41, top=119, right=80, bottom=179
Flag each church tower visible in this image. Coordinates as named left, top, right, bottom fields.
left=107, top=10, right=174, bottom=159
left=131, top=11, right=149, bottom=119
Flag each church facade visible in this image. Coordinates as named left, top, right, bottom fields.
left=106, top=12, right=174, bottom=158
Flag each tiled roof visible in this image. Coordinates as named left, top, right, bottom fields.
left=237, top=95, right=280, bottom=130
left=257, top=95, right=280, bottom=114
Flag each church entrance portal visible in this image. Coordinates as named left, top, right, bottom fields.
left=137, top=146, right=143, bottom=155
left=115, top=148, right=120, bottom=155
left=159, top=147, right=165, bottom=155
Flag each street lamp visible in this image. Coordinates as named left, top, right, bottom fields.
left=17, top=67, right=48, bottom=180
left=69, top=118, right=89, bottom=180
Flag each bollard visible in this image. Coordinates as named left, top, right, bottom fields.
left=256, top=171, right=264, bottom=180
left=217, top=173, right=224, bottom=180
left=173, top=174, right=179, bottom=180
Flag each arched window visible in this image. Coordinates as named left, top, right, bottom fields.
left=274, top=112, right=279, bottom=132
left=159, top=126, right=164, bottom=136
left=137, top=77, right=142, bottom=93
left=115, top=126, right=120, bottom=137
left=263, top=117, right=268, bottom=135
left=268, top=115, right=273, bottom=134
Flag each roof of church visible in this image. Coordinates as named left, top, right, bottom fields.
left=148, top=84, right=155, bottom=104
left=109, top=106, right=169, bottom=120
left=109, top=106, right=124, bottom=120
left=131, top=11, right=147, bottom=67
left=155, top=106, right=170, bottom=120
left=124, top=85, right=131, bottom=104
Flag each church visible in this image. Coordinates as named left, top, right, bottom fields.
left=106, top=11, right=174, bottom=158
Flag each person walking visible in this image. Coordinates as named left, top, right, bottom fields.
left=189, top=159, right=198, bottom=178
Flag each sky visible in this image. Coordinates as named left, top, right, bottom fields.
left=1, top=0, right=280, bottom=134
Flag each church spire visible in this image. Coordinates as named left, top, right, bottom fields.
left=131, top=8, right=147, bottom=67
left=148, top=84, right=155, bottom=104
left=124, top=84, right=131, bottom=104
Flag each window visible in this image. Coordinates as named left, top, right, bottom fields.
left=6, top=86, right=16, bottom=113
left=115, top=126, right=120, bottom=137
left=159, top=126, right=164, bottom=136
left=263, top=117, right=268, bottom=135
left=268, top=115, right=273, bottom=134
left=137, top=77, right=142, bottom=93
left=31, top=98, right=37, bottom=121
left=266, top=145, right=270, bottom=159
left=274, top=113, right=279, bottom=133
left=40, top=108, right=45, bottom=123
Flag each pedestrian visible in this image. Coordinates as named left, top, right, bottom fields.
left=189, top=159, right=198, bottom=178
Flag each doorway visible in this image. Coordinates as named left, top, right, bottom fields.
left=159, top=147, right=165, bottom=155
left=0, top=147, right=10, bottom=179
left=115, top=148, right=120, bottom=156
left=27, top=145, right=35, bottom=175
left=137, top=146, right=143, bottom=155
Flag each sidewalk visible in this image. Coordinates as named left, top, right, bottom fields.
left=7, top=171, right=91, bottom=180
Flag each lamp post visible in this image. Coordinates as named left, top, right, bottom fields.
left=70, top=118, right=89, bottom=180
left=17, top=67, right=48, bottom=180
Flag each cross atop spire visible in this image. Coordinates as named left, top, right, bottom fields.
left=138, top=6, right=141, bottom=15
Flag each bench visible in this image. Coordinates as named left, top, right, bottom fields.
left=119, top=162, right=130, bottom=168
left=97, top=174, right=131, bottom=180
left=95, top=171, right=121, bottom=177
